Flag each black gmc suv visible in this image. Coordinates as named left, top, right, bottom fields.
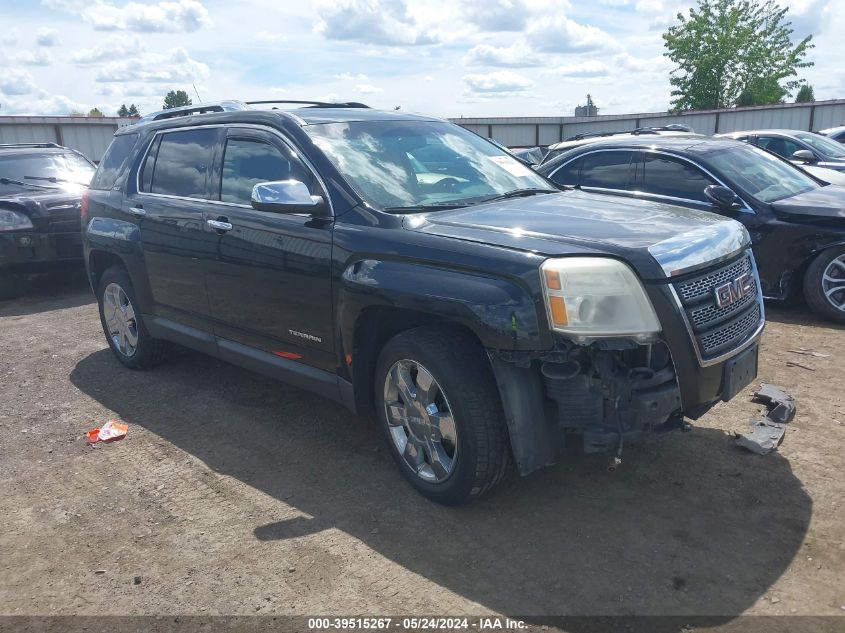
left=83, top=101, right=764, bottom=504
left=1, top=143, right=95, bottom=298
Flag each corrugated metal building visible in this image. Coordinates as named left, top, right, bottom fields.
left=450, top=99, right=845, bottom=147
left=0, top=116, right=133, bottom=162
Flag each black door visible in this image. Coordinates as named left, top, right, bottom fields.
left=203, top=128, right=335, bottom=371
left=131, top=127, right=222, bottom=335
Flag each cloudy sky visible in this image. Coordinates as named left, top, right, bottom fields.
left=0, top=0, right=841, bottom=119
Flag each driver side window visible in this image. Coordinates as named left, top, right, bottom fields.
left=640, top=154, right=716, bottom=203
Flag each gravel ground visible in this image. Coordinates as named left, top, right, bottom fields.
left=0, top=267, right=843, bottom=630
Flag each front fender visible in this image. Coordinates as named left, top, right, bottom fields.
left=337, top=258, right=550, bottom=357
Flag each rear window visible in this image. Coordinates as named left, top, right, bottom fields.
left=90, top=133, right=138, bottom=191
left=149, top=129, right=217, bottom=199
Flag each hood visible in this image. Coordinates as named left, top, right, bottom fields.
left=404, top=190, right=749, bottom=279
left=803, top=166, right=845, bottom=187
left=770, top=185, right=845, bottom=220
left=0, top=189, right=84, bottom=232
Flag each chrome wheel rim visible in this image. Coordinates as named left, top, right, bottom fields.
left=103, top=282, right=139, bottom=357
left=822, top=255, right=845, bottom=312
left=383, top=359, right=458, bottom=483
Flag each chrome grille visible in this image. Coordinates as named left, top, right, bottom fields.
left=675, top=256, right=751, bottom=305
left=698, top=305, right=760, bottom=355
left=688, top=276, right=757, bottom=330
left=671, top=252, right=763, bottom=363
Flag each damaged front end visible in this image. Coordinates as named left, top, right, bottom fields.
left=490, top=339, right=685, bottom=475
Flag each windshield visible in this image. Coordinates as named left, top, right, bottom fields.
left=0, top=152, right=95, bottom=193
left=707, top=144, right=818, bottom=203
left=304, top=120, right=554, bottom=210
left=794, top=133, right=845, bottom=159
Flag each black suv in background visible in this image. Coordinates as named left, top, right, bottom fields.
left=538, top=136, right=845, bottom=323
left=83, top=101, right=764, bottom=504
left=0, top=143, right=96, bottom=298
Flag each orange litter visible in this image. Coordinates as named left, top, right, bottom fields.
left=86, top=420, right=128, bottom=444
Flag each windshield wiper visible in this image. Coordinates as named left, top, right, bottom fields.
left=24, top=175, right=90, bottom=187
left=478, top=188, right=559, bottom=203
left=383, top=202, right=472, bottom=213
left=0, top=177, right=59, bottom=190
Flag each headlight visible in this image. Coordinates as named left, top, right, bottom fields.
left=540, top=257, right=661, bottom=343
left=0, top=208, right=34, bottom=232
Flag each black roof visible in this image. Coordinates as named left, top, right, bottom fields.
left=121, top=104, right=441, bottom=135
left=0, top=143, right=76, bottom=156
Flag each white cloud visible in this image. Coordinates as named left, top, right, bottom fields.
left=315, top=0, right=436, bottom=46
left=528, top=16, right=620, bottom=53
left=82, top=0, right=211, bottom=33
left=72, top=36, right=144, bottom=64
left=355, top=83, right=383, bottom=94
left=463, top=69, right=534, bottom=93
left=544, top=60, right=610, bottom=77
left=36, top=27, right=60, bottom=46
left=463, top=41, right=542, bottom=67
left=1, top=29, right=20, bottom=46
left=0, top=93, right=92, bottom=116
left=463, top=0, right=529, bottom=32
left=95, top=47, right=209, bottom=83
left=335, top=72, right=369, bottom=81
left=10, top=49, right=54, bottom=66
left=0, top=69, right=38, bottom=95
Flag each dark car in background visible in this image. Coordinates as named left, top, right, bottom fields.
left=719, top=129, right=845, bottom=173
left=538, top=136, right=845, bottom=322
left=820, top=125, right=845, bottom=143
left=0, top=143, right=96, bottom=298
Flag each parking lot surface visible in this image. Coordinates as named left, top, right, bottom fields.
left=1, top=268, right=843, bottom=625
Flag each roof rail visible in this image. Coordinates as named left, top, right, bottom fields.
left=0, top=142, right=63, bottom=149
left=246, top=100, right=370, bottom=109
left=565, top=123, right=693, bottom=142
left=134, top=100, right=249, bottom=125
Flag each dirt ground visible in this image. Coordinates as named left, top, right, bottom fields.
left=0, top=267, right=843, bottom=630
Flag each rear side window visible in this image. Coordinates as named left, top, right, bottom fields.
left=580, top=151, right=632, bottom=189
left=219, top=138, right=314, bottom=205
left=640, top=154, right=715, bottom=202
left=90, top=133, right=138, bottom=190
left=149, top=129, right=217, bottom=199
left=549, top=156, right=582, bottom=186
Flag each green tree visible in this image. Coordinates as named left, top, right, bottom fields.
left=795, top=84, right=815, bottom=103
left=735, top=76, right=786, bottom=106
left=663, top=0, right=814, bottom=111
left=88, top=107, right=103, bottom=117
left=163, top=90, right=192, bottom=110
left=128, top=104, right=140, bottom=117
left=117, top=104, right=129, bottom=117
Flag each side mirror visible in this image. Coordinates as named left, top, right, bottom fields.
left=251, top=180, right=328, bottom=216
left=792, top=149, right=817, bottom=164
left=704, top=185, right=742, bottom=211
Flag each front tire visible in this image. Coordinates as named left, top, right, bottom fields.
left=374, top=326, right=511, bottom=505
left=803, top=247, right=845, bottom=323
left=97, top=266, right=168, bottom=369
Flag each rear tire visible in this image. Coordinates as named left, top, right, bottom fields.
left=374, top=325, right=511, bottom=505
left=97, top=266, right=169, bottom=369
left=803, top=247, right=845, bottom=324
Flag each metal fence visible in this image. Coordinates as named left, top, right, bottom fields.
left=0, top=116, right=133, bottom=162
left=450, top=99, right=845, bottom=147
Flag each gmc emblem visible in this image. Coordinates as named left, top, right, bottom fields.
left=714, top=272, right=753, bottom=309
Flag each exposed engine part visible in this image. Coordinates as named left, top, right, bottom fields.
left=540, top=341, right=683, bottom=454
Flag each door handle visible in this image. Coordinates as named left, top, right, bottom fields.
left=207, top=219, right=233, bottom=232
left=127, top=206, right=146, bottom=217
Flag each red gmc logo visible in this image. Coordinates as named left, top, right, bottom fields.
left=714, top=272, right=753, bottom=309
